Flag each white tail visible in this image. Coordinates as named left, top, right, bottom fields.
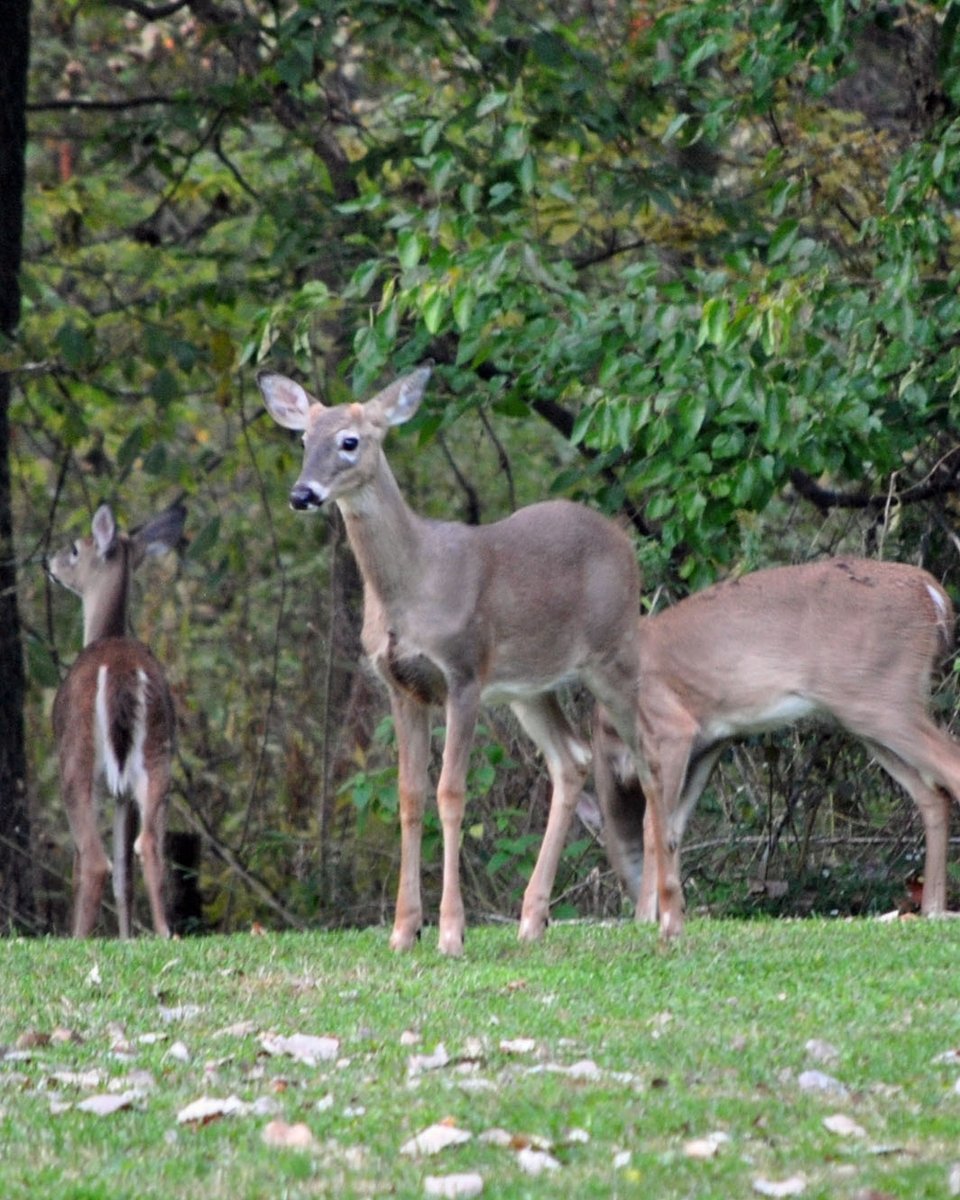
left=260, top=365, right=679, bottom=954
left=48, top=501, right=185, bottom=937
left=593, top=558, right=959, bottom=929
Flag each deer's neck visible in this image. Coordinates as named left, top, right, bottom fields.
left=82, top=565, right=130, bottom=644
left=338, top=459, right=426, bottom=607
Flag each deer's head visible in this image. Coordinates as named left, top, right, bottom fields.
left=259, top=366, right=433, bottom=511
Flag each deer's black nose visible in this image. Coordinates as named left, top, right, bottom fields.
left=290, top=483, right=322, bottom=510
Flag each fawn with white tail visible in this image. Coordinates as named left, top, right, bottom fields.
left=260, top=364, right=680, bottom=954
left=592, top=557, right=960, bottom=930
left=48, top=501, right=185, bottom=937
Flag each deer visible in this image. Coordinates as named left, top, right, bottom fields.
left=259, top=363, right=681, bottom=955
left=591, top=557, right=960, bottom=933
left=48, top=500, right=186, bottom=938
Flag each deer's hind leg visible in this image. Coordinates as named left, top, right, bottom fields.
left=63, top=774, right=110, bottom=938
left=584, top=654, right=684, bottom=940
left=511, top=693, right=591, bottom=942
left=866, top=736, right=953, bottom=915
left=133, top=761, right=171, bottom=938
left=113, top=794, right=137, bottom=938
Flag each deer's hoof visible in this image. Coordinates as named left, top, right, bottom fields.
left=517, top=913, right=548, bottom=942
left=438, top=928, right=464, bottom=957
left=389, top=926, right=421, bottom=952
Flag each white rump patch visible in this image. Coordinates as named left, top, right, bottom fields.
left=926, top=582, right=949, bottom=623
left=95, top=665, right=148, bottom=797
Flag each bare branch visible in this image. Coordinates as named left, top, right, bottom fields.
left=790, top=448, right=960, bottom=514
left=28, top=95, right=179, bottom=112
left=106, top=0, right=191, bottom=17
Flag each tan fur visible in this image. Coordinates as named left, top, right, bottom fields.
left=260, top=366, right=681, bottom=954
left=49, top=502, right=184, bottom=937
left=594, top=558, right=959, bottom=929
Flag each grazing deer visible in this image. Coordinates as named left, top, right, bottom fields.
left=260, top=364, right=680, bottom=955
left=48, top=501, right=185, bottom=937
left=592, top=558, right=960, bottom=931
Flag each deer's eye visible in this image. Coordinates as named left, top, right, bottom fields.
left=70, top=542, right=80, bottom=559
left=340, top=435, right=359, bottom=453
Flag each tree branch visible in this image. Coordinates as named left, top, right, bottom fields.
left=790, top=449, right=960, bottom=513
left=28, top=95, right=178, bottom=112
left=107, top=0, right=191, bottom=18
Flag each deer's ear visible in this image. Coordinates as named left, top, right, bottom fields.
left=367, top=364, right=433, bottom=428
left=91, top=505, right=117, bottom=558
left=131, top=501, right=186, bottom=567
left=259, top=372, right=315, bottom=431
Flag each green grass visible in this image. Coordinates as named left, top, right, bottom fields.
left=2, top=919, right=959, bottom=1198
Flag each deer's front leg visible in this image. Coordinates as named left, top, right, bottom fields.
left=389, top=690, right=431, bottom=952
left=436, top=683, right=480, bottom=957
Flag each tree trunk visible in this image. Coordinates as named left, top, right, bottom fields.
left=0, top=0, right=35, bottom=932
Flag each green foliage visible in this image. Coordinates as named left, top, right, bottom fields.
left=15, top=0, right=960, bottom=931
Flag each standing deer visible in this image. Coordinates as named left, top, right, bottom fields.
left=48, top=501, right=185, bottom=937
left=592, top=558, right=960, bottom=931
left=260, top=364, right=681, bottom=955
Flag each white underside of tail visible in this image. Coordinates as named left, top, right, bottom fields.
left=94, top=665, right=148, bottom=797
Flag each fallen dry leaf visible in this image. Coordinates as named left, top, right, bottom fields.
left=401, top=1122, right=472, bottom=1157
left=408, top=1044, right=450, bottom=1077
left=797, top=1069, right=848, bottom=1098
left=753, top=1175, right=807, bottom=1197
left=176, top=1094, right=248, bottom=1125
left=262, top=1119, right=316, bottom=1149
left=259, top=1032, right=340, bottom=1066
left=166, top=1041, right=191, bottom=1064
left=75, top=1091, right=139, bottom=1117
left=499, top=1038, right=536, bottom=1055
left=217, top=1020, right=258, bottom=1038
left=158, top=1004, right=203, bottom=1024
left=51, top=1069, right=106, bottom=1090
left=51, top=1027, right=82, bottom=1046
left=804, top=1038, right=839, bottom=1064
left=516, top=1147, right=560, bottom=1175
left=424, top=1173, right=484, bottom=1198
left=684, top=1131, right=730, bottom=1160
left=477, top=1128, right=513, bottom=1148
left=823, top=1113, right=866, bottom=1138
left=16, top=1029, right=50, bottom=1050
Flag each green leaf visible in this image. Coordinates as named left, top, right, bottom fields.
left=117, top=425, right=145, bottom=472
left=150, top=368, right=178, bottom=408
left=452, top=286, right=474, bottom=333
left=697, top=297, right=729, bottom=349
left=476, top=91, right=509, bottom=118
left=422, top=291, right=446, bottom=334
left=188, top=516, right=221, bottom=561
left=768, top=219, right=799, bottom=264
left=397, top=229, right=423, bottom=270
left=55, top=321, right=94, bottom=369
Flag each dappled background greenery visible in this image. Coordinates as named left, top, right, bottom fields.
left=9, top=0, right=960, bottom=933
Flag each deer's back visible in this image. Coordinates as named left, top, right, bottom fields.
left=641, top=558, right=953, bottom=716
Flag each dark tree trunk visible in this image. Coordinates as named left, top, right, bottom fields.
left=0, top=0, right=35, bottom=932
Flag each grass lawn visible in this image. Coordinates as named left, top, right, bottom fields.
left=1, top=918, right=958, bottom=1198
